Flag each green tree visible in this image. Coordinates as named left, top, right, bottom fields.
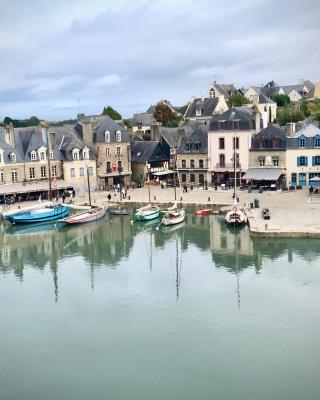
left=153, top=103, right=174, bottom=126
left=276, top=106, right=304, bottom=125
left=308, top=100, right=320, bottom=121
left=271, top=94, right=291, bottom=107
left=3, top=116, right=13, bottom=125
left=102, top=106, right=122, bottom=120
left=165, top=115, right=184, bottom=128
left=227, top=94, right=248, bottom=107
left=123, top=119, right=132, bottom=130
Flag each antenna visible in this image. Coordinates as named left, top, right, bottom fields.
left=77, top=98, right=81, bottom=114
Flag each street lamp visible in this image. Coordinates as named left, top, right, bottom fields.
left=116, top=152, right=123, bottom=201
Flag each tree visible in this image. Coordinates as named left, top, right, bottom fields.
left=153, top=103, right=174, bottom=126
left=102, top=106, right=122, bottom=120
left=276, top=106, right=304, bottom=125
left=165, top=115, right=184, bottom=128
left=123, top=119, right=132, bottom=130
left=308, top=100, right=320, bottom=121
left=3, top=116, right=13, bottom=125
left=271, top=94, right=290, bottom=107
left=227, top=94, right=248, bottom=107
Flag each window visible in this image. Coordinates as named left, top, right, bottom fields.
left=118, top=161, right=122, bottom=172
left=0, top=150, right=3, bottom=164
left=235, top=153, right=240, bottom=167
left=40, top=151, right=46, bottom=161
left=181, top=159, right=186, bottom=168
left=232, top=120, right=239, bottom=130
left=272, top=157, right=279, bottom=167
left=196, top=107, right=201, bottom=117
left=11, top=170, right=17, bottom=183
left=314, top=136, right=320, bottom=148
left=190, top=173, right=195, bottom=183
left=10, top=153, right=16, bottom=163
left=219, top=137, right=225, bottom=149
left=49, top=151, right=54, bottom=160
left=190, top=159, right=195, bottom=168
left=218, top=121, right=225, bottom=130
left=185, top=142, right=190, bottom=151
left=297, top=156, right=308, bottom=166
left=219, top=154, right=225, bottom=167
left=0, top=170, right=4, bottom=183
left=106, top=147, right=111, bottom=157
left=312, top=156, right=320, bottom=166
left=116, top=130, right=121, bottom=142
left=299, top=173, right=306, bottom=186
left=299, top=136, right=306, bottom=148
left=72, top=148, right=80, bottom=161
left=31, top=151, right=37, bottom=161
left=259, top=157, right=265, bottom=167
left=181, top=173, right=186, bottom=183
left=199, top=174, right=204, bottom=185
left=80, top=167, right=84, bottom=177
left=259, top=138, right=266, bottom=149
left=82, top=147, right=89, bottom=160
left=70, top=168, right=75, bottom=178
left=233, top=137, right=239, bottom=149
left=210, top=88, right=216, bottom=98
left=87, top=167, right=93, bottom=176
left=272, top=137, right=280, bottom=148
left=194, top=143, right=199, bottom=151
left=106, top=162, right=111, bottom=173
left=291, top=173, right=297, bottom=185
left=52, top=165, right=57, bottom=177
left=199, top=159, right=204, bottom=168
left=116, top=147, right=121, bottom=157
left=41, top=166, right=46, bottom=178
left=137, top=123, right=142, bottom=130
left=105, top=131, right=110, bottom=142
left=29, top=167, right=35, bottom=179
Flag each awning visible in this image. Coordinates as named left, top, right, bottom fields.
left=243, top=167, right=283, bottom=181
left=151, top=170, right=174, bottom=176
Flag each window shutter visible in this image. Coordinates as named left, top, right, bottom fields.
left=312, top=156, right=315, bottom=166
left=305, top=157, right=308, bottom=166
left=297, top=157, right=300, bottom=166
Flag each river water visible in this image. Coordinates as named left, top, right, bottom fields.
left=1, top=210, right=320, bottom=400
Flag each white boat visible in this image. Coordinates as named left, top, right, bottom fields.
left=225, top=199, right=247, bottom=226
left=134, top=204, right=160, bottom=221
left=58, top=207, right=106, bottom=225
left=161, top=202, right=178, bottom=215
left=162, top=209, right=185, bottom=226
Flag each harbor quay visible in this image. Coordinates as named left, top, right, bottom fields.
left=1, top=183, right=320, bottom=237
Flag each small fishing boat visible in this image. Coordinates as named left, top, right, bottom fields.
left=5, top=204, right=70, bottom=225
left=194, top=209, right=212, bottom=216
left=58, top=206, right=106, bottom=225
left=162, top=209, right=185, bottom=226
left=134, top=204, right=160, bottom=221
left=225, top=199, right=247, bottom=226
left=109, top=207, right=128, bottom=216
left=161, top=202, right=178, bottom=215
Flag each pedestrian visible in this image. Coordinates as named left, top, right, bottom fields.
left=107, top=193, right=112, bottom=202
left=122, top=188, right=126, bottom=199
left=125, top=188, right=127, bottom=198
left=72, top=188, right=76, bottom=198
left=117, top=183, right=120, bottom=192
left=62, top=193, right=65, bottom=203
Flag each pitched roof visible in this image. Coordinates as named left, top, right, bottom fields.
left=130, top=141, right=169, bottom=163
left=211, top=83, right=237, bottom=98
left=291, top=123, right=320, bottom=138
left=133, top=113, right=155, bottom=127
left=252, top=124, right=287, bottom=149
left=185, top=97, right=220, bottom=119
left=177, top=125, right=208, bottom=154
left=209, top=107, right=260, bottom=131
left=160, top=126, right=194, bottom=147
left=258, top=94, right=276, bottom=104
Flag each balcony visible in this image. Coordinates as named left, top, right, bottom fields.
left=215, top=162, right=241, bottom=170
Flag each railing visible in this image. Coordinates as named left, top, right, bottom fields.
left=215, top=163, right=241, bottom=169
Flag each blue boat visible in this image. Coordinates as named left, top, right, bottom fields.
left=5, top=204, right=70, bottom=225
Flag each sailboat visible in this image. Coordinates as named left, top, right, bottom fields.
left=58, top=167, right=106, bottom=225
left=134, top=171, right=160, bottom=221
left=225, top=130, right=247, bottom=227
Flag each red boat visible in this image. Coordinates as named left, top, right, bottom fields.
left=194, top=209, right=212, bottom=216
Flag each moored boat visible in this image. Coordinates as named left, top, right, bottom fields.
left=134, top=204, right=160, bottom=221
left=194, top=209, right=212, bottom=216
left=58, top=207, right=106, bottom=225
left=109, top=207, right=128, bottom=216
left=225, top=199, right=247, bottom=226
left=162, top=209, right=185, bottom=226
left=5, top=204, right=70, bottom=225
left=161, top=202, right=178, bottom=215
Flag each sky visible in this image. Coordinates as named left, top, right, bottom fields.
left=0, top=0, right=319, bottom=121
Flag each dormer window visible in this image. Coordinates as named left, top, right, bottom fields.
left=314, top=135, right=320, bottom=148
left=232, top=120, right=240, bottom=130
left=9, top=153, right=16, bottom=163
left=218, top=121, right=225, bottom=130
left=116, top=130, right=121, bottom=142
left=272, top=137, right=280, bottom=149
left=105, top=130, right=110, bottom=142
left=31, top=150, right=37, bottom=161
left=196, top=107, right=202, bottom=117
left=259, top=138, right=266, bottom=149
left=210, top=88, right=216, bottom=98
left=0, top=149, right=3, bottom=165
left=49, top=151, right=54, bottom=160
left=299, top=136, right=306, bottom=148
left=82, top=147, right=90, bottom=160
left=185, top=142, right=190, bottom=151
left=72, top=148, right=80, bottom=161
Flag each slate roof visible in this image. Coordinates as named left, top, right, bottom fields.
left=258, top=94, right=276, bottom=104
left=160, top=126, right=194, bottom=148
left=211, top=83, right=237, bottom=98
left=209, top=107, right=261, bottom=131
left=130, top=141, right=169, bottom=163
left=291, top=123, right=320, bottom=138
left=282, top=84, right=307, bottom=95
left=133, top=113, right=155, bottom=127
left=251, top=124, right=287, bottom=150
left=185, top=97, right=220, bottom=119
left=177, top=126, right=208, bottom=154
left=93, top=116, right=129, bottom=143
left=287, top=124, right=320, bottom=149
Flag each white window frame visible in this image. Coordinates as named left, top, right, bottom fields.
left=116, top=146, right=121, bottom=157
left=116, top=130, right=121, bottom=142
left=80, top=167, right=84, bottom=177
left=51, top=165, right=57, bottom=177
left=40, top=166, right=46, bottom=178
left=82, top=147, right=89, bottom=160
left=105, top=131, right=111, bottom=142
left=49, top=151, right=54, bottom=160
left=72, top=148, right=80, bottom=161
left=70, top=168, right=75, bottom=178
left=31, top=151, right=37, bottom=161
left=29, top=167, right=35, bottom=179
left=11, top=170, right=17, bottom=183
left=10, top=153, right=16, bottom=163
left=106, top=147, right=111, bottom=157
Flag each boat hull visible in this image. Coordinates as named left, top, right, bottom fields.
left=109, top=208, right=128, bottom=216
left=134, top=210, right=160, bottom=221
left=5, top=205, right=70, bottom=224
left=194, top=209, right=212, bottom=216
left=162, top=209, right=185, bottom=226
left=59, top=207, right=106, bottom=225
left=225, top=210, right=247, bottom=226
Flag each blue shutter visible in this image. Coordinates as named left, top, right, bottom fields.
left=312, top=156, right=315, bottom=166
left=305, top=157, right=308, bottom=166
left=297, top=157, right=300, bottom=166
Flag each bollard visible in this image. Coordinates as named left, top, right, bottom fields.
left=208, top=197, right=210, bottom=202
left=154, top=196, right=156, bottom=201
left=180, top=197, right=183, bottom=202
left=265, top=223, right=268, bottom=230
left=128, top=195, right=131, bottom=200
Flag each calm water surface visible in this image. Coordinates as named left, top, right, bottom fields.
left=1, top=210, right=320, bottom=400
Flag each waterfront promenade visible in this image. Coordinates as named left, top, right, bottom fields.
left=1, top=184, right=320, bottom=236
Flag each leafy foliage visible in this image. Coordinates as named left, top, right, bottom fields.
left=165, top=115, right=184, bottom=128
left=227, top=94, right=248, bottom=107
left=308, top=100, right=320, bottom=121
left=102, top=106, right=122, bottom=120
left=123, top=119, right=133, bottom=130
left=2, top=116, right=40, bottom=127
left=271, top=94, right=291, bottom=107
left=153, top=103, right=174, bottom=126
left=276, top=106, right=305, bottom=125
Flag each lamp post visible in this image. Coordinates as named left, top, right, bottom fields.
left=116, top=152, right=123, bottom=202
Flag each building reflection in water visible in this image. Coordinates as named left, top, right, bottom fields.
left=1, top=209, right=320, bottom=301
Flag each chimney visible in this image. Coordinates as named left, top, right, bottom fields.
left=252, top=105, right=261, bottom=134
left=150, top=122, right=162, bottom=141
left=77, top=113, right=85, bottom=122
left=4, top=122, right=15, bottom=147
left=253, top=94, right=259, bottom=106
left=287, top=122, right=296, bottom=136
left=40, top=121, right=48, bottom=145
left=177, top=126, right=185, bottom=147
left=82, top=120, right=94, bottom=146
left=50, top=132, right=56, bottom=147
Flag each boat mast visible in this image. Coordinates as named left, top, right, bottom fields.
left=146, top=162, right=151, bottom=203
left=233, top=127, right=237, bottom=201
left=173, top=148, right=177, bottom=201
left=43, top=122, right=53, bottom=201
left=87, top=167, right=92, bottom=207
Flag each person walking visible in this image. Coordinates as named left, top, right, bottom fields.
left=107, top=193, right=112, bottom=202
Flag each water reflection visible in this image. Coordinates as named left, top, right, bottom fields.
left=1, top=210, right=320, bottom=300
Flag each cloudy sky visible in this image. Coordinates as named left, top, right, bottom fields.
left=0, top=0, right=319, bottom=120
